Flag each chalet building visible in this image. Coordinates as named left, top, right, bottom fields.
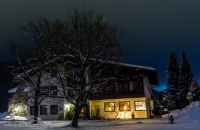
left=88, top=64, right=159, bottom=119
left=8, top=63, right=159, bottom=120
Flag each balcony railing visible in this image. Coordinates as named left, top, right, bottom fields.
left=89, top=90, right=145, bottom=100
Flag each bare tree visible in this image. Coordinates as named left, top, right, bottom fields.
left=8, top=17, right=63, bottom=123
left=7, top=9, right=125, bottom=127
left=56, top=9, right=125, bottom=127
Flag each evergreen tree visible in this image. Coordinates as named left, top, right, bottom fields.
left=187, top=78, right=200, bottom=103
left=179, top=51, right=193, bottom=109
left=8, top=86, right=27, bottom=116
left=164, top=52, right=179, bottom=110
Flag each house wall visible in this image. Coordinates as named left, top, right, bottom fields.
left=89, top=97, right=150, bottom=119
left=26, top=97, right=65, bottom=120
left=143, top=75, right=154, bottom=117
left=143, top=75, right=152, bottom=99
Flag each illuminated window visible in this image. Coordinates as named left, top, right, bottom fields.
left=135, top=101, right=146, bottom=111
left=104, top=102, right=115, bottom=112
left=119, top=101, right=131, bottom=111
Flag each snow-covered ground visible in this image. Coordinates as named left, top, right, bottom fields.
left=0, top=101, right=200, bottom=130
left=162, top=101, right=200, bottom=122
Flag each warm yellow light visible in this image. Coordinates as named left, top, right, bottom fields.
left=14, top=106, right=21, bottom=112
left=65, top=104, right=70, bottom=109
left=65, top=104, right=71, bottom=112
left=109, top=107, right=111, bottom=111
left=124, top=107, right=127, bottom=110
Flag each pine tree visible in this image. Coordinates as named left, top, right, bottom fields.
left=179, top=51, right=193, bottom=109
left=187, top=78, right=200, bottom=103
left=164, top=52, right=179, bottom=110
left=8, top=86, right=27, bottom=116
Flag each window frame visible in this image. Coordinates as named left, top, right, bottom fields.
left=104, top=102, right=115, bottom=112
left=50, top=105, right=58, bottom=115
left=134, top=101, right=146, bottom=111
left=30, top=106, right=35, bottom=115
left=40, top=105, right=47, bottom=115
left=50, top=86, right=57, bottom=96
left=119, top=101, right=131, bottom=111
left=51, top=68, right=58, bottom=77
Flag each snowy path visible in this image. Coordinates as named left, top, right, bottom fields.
left=0, top=119, right=200, bottom=130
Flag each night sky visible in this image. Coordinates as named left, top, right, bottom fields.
left=1, top=0, right=200, bottom=91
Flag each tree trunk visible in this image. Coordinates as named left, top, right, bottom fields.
left=33, top=88, right=39, bottom=124
left=71, top=105, right=82, bottom=127
left=33, top=104, right=39, bottom=124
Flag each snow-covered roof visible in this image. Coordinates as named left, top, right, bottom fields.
left=14, top=54, right=158, bottom=85
left=8, top=86, right=18, bottom=93
left=119, top=63, right=155, bottom=71
left=8, top=86, right=29, bottom=93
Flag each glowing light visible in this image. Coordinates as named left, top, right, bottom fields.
left=65, top=104, right=70, bottom=112
left=65, top=104, right=70, bottom=108
left=109, top=107, right=111, bottom=111
left=14, top=106, right=21, bottom=112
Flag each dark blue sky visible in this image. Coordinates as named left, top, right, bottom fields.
left=1, top=0, right=200, bottom=91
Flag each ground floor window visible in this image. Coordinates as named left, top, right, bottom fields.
left=30, top=106, right=34, bottom=115
left=50, top=105, right=58, bottom=114
left=40, top=105, right=47, bottom=115
left=104, top=102, right=115, bottom=112
left=135, top=101, right=146, bottom=110
left=119, top=101, right=131, bottom=111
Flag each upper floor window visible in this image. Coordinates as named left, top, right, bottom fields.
left=51, top=69, right=58, bottom=77
left=50, top=86, right=57, bottom=96
left=133, top=81, right=143, bottom=93
left=68, top=89, right=74, bottom=97
left=39, top=87, right=48, bottom=95
left=74, top=67, right=80, bottom=76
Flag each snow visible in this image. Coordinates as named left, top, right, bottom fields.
left=0, top=112, right=27, bottom=120
left=8, top=87, right=18, bottom=93
left=161, top=101, right=200, bottom=122
left=8, top=86, right=30, bottom=93
left=1, top=101, right=200, bottom=129
left=119, top=63, right=155, bottom=71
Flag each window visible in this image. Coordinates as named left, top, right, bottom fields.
left=50, top=86, right=57, bottom=96
left=104, top=102, right=115, bottom=112
left=39, top=87, right=48, bottom=95
left=123, top=83, right=129, bottom=94
left=30, top=106, right=35, bottom=115
left=135, top=101, right=146, bottom=111
left=68, top=89, right=74, bottom=97
left=50, top=105, right=58, bottom=114
left=119, top=101, right=131, bottom=111
left=118, top=83, right=123, bottom=94
left=74, top=67, right=80, bottom=76
left=51, top=69, right=57, bottom=77
left=40, top=105, right=47, bottom=115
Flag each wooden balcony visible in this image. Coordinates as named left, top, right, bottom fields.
left=89, top=90, right=145, bottom=100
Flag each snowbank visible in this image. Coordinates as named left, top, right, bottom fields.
left=175, top=101, right=200, bottom=121
left=0, top=112, right=10, bottom=120
left=0, top=112, right=27, bottom=120
left=162, top=101, right=200, bottom=122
